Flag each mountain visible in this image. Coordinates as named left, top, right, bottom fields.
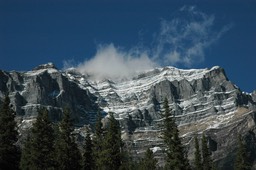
left=0, top=63, right=256, bottom=169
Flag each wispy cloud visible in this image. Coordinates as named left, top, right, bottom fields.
left=153, top=5, right=232, bottom=67
left=64, top=5, right=231, bottom=79
left=63, top=59, right=77, bottom=70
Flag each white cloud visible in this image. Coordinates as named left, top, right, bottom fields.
left=76, top=44, right=156, bottom=80
left=65, top=5, right=231, bottom=79
left=63, top=59, right=77, bottom=70
left=164, top=50, right=181, bottom=65
left=153, top=5, right=231, bottom=67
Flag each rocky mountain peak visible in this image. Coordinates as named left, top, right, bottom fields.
left=0, top=64, right=255, bottom=169
left=32, top=62, right=58, bottom=71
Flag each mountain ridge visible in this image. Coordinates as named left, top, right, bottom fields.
left=0, top=63, right=256, bottom=169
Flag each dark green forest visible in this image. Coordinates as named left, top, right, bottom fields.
left=0, top=96, right=252, bottom=170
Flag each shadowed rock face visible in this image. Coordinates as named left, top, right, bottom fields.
left=0, top=64, right=255, bottom=169
left=0, top=64, right=99, bottom=125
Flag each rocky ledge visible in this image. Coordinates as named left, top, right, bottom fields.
left=0, top=64, right=255, bottom=169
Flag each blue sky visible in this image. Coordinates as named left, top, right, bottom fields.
left=0, top=0, right=256, bottom=92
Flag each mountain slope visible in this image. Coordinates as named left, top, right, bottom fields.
left=0, top=63, right=99, bottom=125
left=0, top=63, right=256, bottom=169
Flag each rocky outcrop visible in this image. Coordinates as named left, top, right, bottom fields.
left=0, top=65, right=99, bottom=125
left=0, top=64, right=255, bottom=169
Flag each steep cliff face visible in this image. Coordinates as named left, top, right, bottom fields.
left=79, top=66, right=256, bottom=168
left=0, top=63, right=255, bottom=169
left=82, top=66, right=253, bottom=128
left=0, top=63, right=99, bottom=125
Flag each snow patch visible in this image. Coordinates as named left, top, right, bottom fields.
left=150, top=146, right=162, bottom=153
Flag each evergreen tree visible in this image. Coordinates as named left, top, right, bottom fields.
left=201, top=134, right=212, bottom=170
left=119, top=153, right=137, bottom=170
left=20, top=135, right=32, bottom=170
left=161, top=97, right=191, bottom=170
left=20, top=108, right=55, bottom=170
left=0, top=95, right=20, bottom=170
left=83, top=130, right=94, bottom=170
left=194, top=136, right=202, bottom=170
left=92, top=111, right=105, bottom=169
left=139, top=148, right=157, bottom=170
left=118, top=143, right=138, bottom=170
left=55, top=108, right=82, bottom=170
left=161, top=97, right=175, bottom=169
left=101, top=112, right=123, bottom=170
left=234, top=134, right=250, bottom=170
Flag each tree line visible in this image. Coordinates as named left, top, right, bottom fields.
left=0, top=95, right=252, bottom=170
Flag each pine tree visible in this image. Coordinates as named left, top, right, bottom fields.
left=83, top=129, right=94, bottom=170
left=20, top=135, right=32, bottom=170
left=101, top=112, right=123, bottom=170
left=201, top=134, right=212, bottom=170
left=55, top=108, right=82, bottom=170
left=0, top=95, right=20, bottom=170
left=139, top=148, right=157, bottom=170
left=20, top=108, right=55, bottom=170
left=119, top=150, right=137, bottom=170
left=194, top=136, right=202, bottom=170
left=161, top=97, right=191, bottom=170
left=234, top=134, right=250, bottom=170
left=92, top=111, right=105, bottom=169
left=161, top=97, right=175, bottom=169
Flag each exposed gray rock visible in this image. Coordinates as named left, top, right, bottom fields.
left=252, top=90, right=256, bottom=103
left=0, top=67, right=99, bottom=125
left=32, top=62, right=57, bottom=71
left=0, top=64, right=255, bottom=169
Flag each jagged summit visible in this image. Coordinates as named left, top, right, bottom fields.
left=67, top=65, right=224, bottom=83
left=0, top=64, right=255, bottom=169
left=132, top=65, right=223, bottom=81
left=23, top=62, right=59, bottom=76
left=32, top=62, right=58, bottom=71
